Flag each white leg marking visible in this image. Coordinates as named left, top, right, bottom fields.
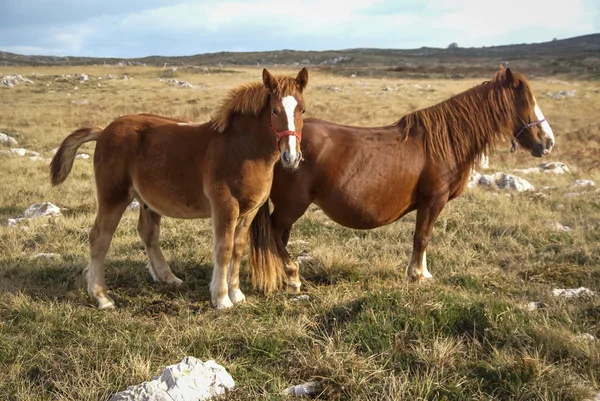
left=176, top=122, right=189, bottom=126
left=422, top=251, right=433, bottom=279
left=534, top=101, right=555, bottom=148
left=229, top=288, right=246, bottom=304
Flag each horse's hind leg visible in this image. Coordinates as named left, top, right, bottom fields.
left=271, top=204, right=310, bottom=293
left=87, top=196, right=132, bottom=309
left=137, top=205, right=183, bottom=285
left=406, top=195, right=448, bottom=281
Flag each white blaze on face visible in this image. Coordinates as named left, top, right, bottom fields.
left=281, top=95, right=298, bottom=160
left=534, top=99, right=555, bottom=150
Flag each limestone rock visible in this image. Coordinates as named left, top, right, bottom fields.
left=0, top=133, right=18, bottom=146
left=514, top=162, right=570, bottom=175
left=552, top=287, right=594, bottom=298
left=109, top=357, right=234, bottom=401
left=284, top=381, right=320, bottom=397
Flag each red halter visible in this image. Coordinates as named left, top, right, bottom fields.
left=271, top=113, right=302, bottom=143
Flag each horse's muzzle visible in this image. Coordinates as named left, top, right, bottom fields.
left=531, top=143, right=545, bottom=158
left=281, top=151, right=302, bottom=169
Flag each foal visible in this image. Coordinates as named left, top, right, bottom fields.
left=50, top=68, right=308, bottom=309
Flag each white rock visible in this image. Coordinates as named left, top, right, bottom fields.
left=76, top=153, right=90, bottom=159
left=29, top=155, right=51, bottom=162
left=284, top=381, right=320, bottom=397
left=526, top=302, right=540, bottom=311
left=290, top=295, right=310, bottom=302
left=514, top=162, right=570, bottom=175
left=552, top=287, right=594, bottom=298
left=109, top=357, right=234, bottom=401
left=78, top=74, right=89, bottom=81
left=30, top=253, right=61, bottom=260
left=0, top=133, right=18, bottom=146
left=10, top=147, right=39, bottom=157
left=476, top=172, right=534, bottom=192
left=296, top=254, right=315, bottom=266
left=23, top=202, right=61, bottom=218
left=575, top=333, right=596, bottom=342
left=127, top=201, right=140, bottom=211
left=546, top=90, right=576, bottom=99
left=571, top=179, right=595, bottom=188
left=550, top=222, right=572, bottom=232
left=1, top=74, right=34, bottom=87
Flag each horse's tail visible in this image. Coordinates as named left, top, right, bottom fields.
left=50, top=126, right=103, bottom=186
left=249, top=201, right=285, bottom=293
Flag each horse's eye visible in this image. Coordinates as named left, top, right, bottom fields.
left=302, top=109, right=306, bottom=114
left=272, top=109, right=279, bottom=115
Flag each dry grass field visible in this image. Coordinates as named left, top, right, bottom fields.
left=1, top=65, right=600, bottom=400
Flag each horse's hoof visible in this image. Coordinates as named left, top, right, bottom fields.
left=97, top=296, right=116, bottom=310
left=167, top=276, right=184, bottom=286
left=214, top=296, right=234, bottom=310
left=422, top=270, right=434, bottom=279
left=229, top=289, right=246, bottom=304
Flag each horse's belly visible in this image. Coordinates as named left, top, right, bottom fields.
left=134, top=183, right=211, bottom=219
left=316, top=197, right=407, bottom=230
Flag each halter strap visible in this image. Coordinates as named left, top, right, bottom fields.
left=270, top=113, right=302, bottom=142
left=510, top=118, right=546, bottom=153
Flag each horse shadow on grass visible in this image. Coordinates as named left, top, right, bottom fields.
left=295, top=252, right=402, bottom=289
left=0, top=256, right=237, bottom=313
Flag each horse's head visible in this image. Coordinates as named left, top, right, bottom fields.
left=497, top=66, right=555, bottom=157
left=263, top=67, right=308, bottom=169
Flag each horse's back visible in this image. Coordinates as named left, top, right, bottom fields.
left=93, top=115, right=213, bottom=218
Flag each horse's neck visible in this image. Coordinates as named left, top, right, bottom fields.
left=229, top=113, right=279, bottom=163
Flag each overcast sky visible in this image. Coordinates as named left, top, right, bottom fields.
left=1, top=0, right=598, bottom=58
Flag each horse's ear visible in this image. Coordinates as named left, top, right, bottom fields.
left=505, top=67, right=518, bottom=88
left=499, top=64, right=506, bottom=71
left=295, top=67, right=309, bottom=92
left=262, top=68, right=276, bottom=93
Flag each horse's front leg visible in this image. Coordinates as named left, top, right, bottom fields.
left=226, top=214, right=254, bottom=304
left=210, top=203, right=239, bottom=309
left=406, top=195, right=448, bottom=281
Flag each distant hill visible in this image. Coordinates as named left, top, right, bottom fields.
left=2, top=34, right=599, bottom=78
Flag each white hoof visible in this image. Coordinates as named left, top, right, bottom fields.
left=97, top=296, right=115, bottom=310
left=166, top=276, right=184, bottom=286
left=422, top=269, right=433, bottom=279
left=214, top=295, right=234, bottom=310
left=229, top=288, right=246, bottom=304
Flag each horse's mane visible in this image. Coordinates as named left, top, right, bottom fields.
left=211, top=76, right=300, bottom=132
left=401, top=70, right=535, bottom=167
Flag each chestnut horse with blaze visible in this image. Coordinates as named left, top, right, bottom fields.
left=50, top=68, right=308, bottom=309
left=253, top=67, right=556, bottom=291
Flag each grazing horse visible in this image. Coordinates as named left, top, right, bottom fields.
left=251, top=67, right=555, bottom=291
left=50, top=68, right=308, bottom=309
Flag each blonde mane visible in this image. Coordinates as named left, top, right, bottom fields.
left=211, top=76, right=300, bottom=132
left=401, top=70, right=535, bottom=167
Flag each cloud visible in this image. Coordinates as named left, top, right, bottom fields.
left=0, top=0, right=597, bottom=57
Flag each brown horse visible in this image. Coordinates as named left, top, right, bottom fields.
left=50, top=68, right=308, bottom=309
left=251, top=67, right=555, bottom=291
